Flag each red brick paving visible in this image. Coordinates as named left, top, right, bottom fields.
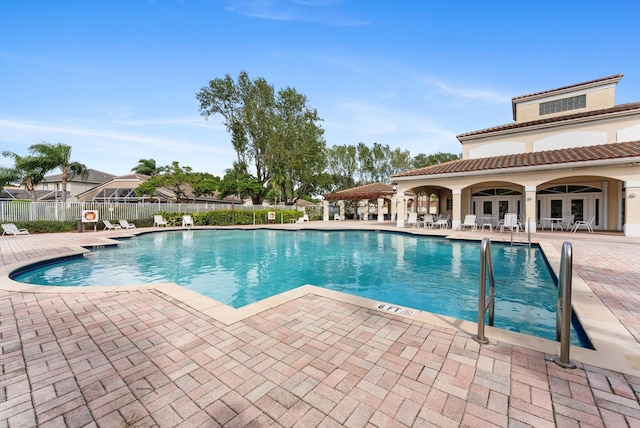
left=0, top=289, right=638, bottom=427
left=1, top=229, right=640, bottom=427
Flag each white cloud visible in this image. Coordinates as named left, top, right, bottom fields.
left=221, top=0, right=369, bottom=26
left=0, top=118, right=236, bottom=176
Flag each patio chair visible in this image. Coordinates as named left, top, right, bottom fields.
left=1, top=223, right=30, bottom=236
left=561, top=214, right=574, bottom=230
left=500, top=213, right=520, bottom=233
left=119, top=220, right=136, bottom=229
left=406, top=212, right=418, bottom=227
left=572, top=215, right=595, bottom=233
left=423, top=214, right=435, bottom=229
left=182, top=215, right=194, bottom=228
left=102, top=220, right=122, bottom=231
left=460, top=214, right=477, bottom=231
left=154, top=215, right=168, bottom=227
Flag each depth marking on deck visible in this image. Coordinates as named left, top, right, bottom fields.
left=375, top=303, right=416, bottom=317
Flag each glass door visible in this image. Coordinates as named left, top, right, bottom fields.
left=550, top=199, right=563, bottom=218
left=498, top=200, right=509, bottom=220
left=571, top=199, right=584, bottom=222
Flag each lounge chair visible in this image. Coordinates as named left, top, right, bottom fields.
left=103, top=220, right=122, bottom=231
left=154, top=215, right=168, bottom=227
left=406, top=212, right=418, bottom=227
left=297, top=214, right=310, bottom=223
left=119, top=220, right=136, bottom=229
left=500, top=213, right=520, bottom=233
left=572, top=215, right=595, bottom=233
left=1, top=223, right=30, bottom=236
left=460, top=214, right=477, bottom=231
left=560, top=214, right=574, bottom=231
left=182, top=215, right=194, bottom=228
left=423, top=214, right=435, bottom=229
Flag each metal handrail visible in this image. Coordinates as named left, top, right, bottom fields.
left=554, top=241, right=576, bottom=368
left=474, top=237, right=495, bottom=344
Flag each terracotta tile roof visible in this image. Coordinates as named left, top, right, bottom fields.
left=511, top=74, right=623, bottom=101
left=324, top=182, right=394, bottom=201
left=458, top=102, right=640, bottom=139
left=392, top=141, right=640, bottom=178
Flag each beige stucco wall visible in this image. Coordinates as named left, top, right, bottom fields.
left=395, top=162, right=640, bottom=235
left=462, top=113, right=640, bottom=159
left=514, top=84, right=617, bottom=123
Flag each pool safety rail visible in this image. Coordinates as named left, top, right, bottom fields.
left=553, top=241, right=577, bottom=368
left=474, top=238, right=577, bottom=368
left=473, top=237, right=495, bottom=344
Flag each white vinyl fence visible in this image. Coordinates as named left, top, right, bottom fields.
left=0, top=201, right=273, bottom=223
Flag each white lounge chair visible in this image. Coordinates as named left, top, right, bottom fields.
left=103, top=220, right=122, bottom=231
left=1, top=223, right=30, bottom=236
left=460, top=214, right=477, bottom=231
left=154, top=215, right=168, bottom=227
left=561, top=214, right=574, bottom=231
left=119, top=220, right=136, bottom=229
left=297, top=214, right=310, bottom=223
left=572, top=215, right=595, bottom=233
left=406, top=212, right=418, bottom=227
left=423, top=214, right=435, bottom=229
left=182, top=215, right=194, bottom=228
left=500, top=213, right=520, bottom=233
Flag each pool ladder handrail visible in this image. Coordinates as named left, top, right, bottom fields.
left=473, top=237, right=495, bottom=344
left=553, top=241, right=576, bottom=368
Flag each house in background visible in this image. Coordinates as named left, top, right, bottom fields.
left=392, top=74, right=640, bottom=236
left=36, top=169, right=115, bottom=202
left=75, top=174, right=223, bottom=204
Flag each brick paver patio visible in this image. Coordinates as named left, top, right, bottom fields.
left=1, top=225, right=639, bottom=427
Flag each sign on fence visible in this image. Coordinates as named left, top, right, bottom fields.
left=82, top=210, right=99, bottom=223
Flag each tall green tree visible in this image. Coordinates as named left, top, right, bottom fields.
left=218, top=164, right=266, bottom=203
left=325, top=144, right=357, bottom=191
left=27, top=142, right=88, bottom=203
left=412, top=152, right=460, bottom=169
left=131, top=158, right=160, bottom=176
left=136, top=162, right=219, bottom=203
left=196, top=71, right=325, bottom=203
left=1, top=152, right=49, bottom=201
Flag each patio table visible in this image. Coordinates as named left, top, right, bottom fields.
left=541, top=217, right=564, bottom=231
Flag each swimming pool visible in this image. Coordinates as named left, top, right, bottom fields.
left=12, top=229, right=589, bottom=346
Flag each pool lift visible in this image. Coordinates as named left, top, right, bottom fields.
left=473, top=238, right=576, bottom=369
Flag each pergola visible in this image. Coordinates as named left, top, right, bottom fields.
left=322, top=183, right=396, bottom=221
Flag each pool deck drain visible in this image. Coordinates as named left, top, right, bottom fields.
left=1, top=222, right=639, bottom=427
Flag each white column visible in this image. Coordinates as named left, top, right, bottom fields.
left=323, top=200, right=329, bottom=221
left=451, top=189, right=462, bottom=230
left=396, top=193, right=406, bottom=227
left=339, top=201, right=345, bottom=220
left=624, top=181, right=640, bottom=237
left=363, top=201, right=369, bottom=220
left=602, top=180, right=608, bottom=231
left=525, top=185, right=537, bottom=233
left=377, top=198, right=384, bottom=222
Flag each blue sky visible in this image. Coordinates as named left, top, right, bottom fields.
left=1, top=0, right=639, bottom=178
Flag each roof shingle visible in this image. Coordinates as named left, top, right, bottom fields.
left=392, top=141, right=640, bottom=178
left=457, top=102, right=640, bottom=139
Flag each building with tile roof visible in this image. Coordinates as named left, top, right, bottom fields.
left=391, top=74, right=640, bottom=236
left=19, top=169, right=115, bottom=202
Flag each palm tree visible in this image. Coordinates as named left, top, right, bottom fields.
left=28, top=142, right=88, bottom=203
left=131, top=158, right=159, bottom=176
left=1, top=152, right=49, bottom=201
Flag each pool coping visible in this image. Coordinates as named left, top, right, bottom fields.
left=1, top=224, right=639, bottom=377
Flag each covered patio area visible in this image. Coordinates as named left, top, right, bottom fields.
left=322, top=183, right=396, bottom=222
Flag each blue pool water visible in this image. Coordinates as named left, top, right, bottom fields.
left=12, top=229, right=589, bottom=346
